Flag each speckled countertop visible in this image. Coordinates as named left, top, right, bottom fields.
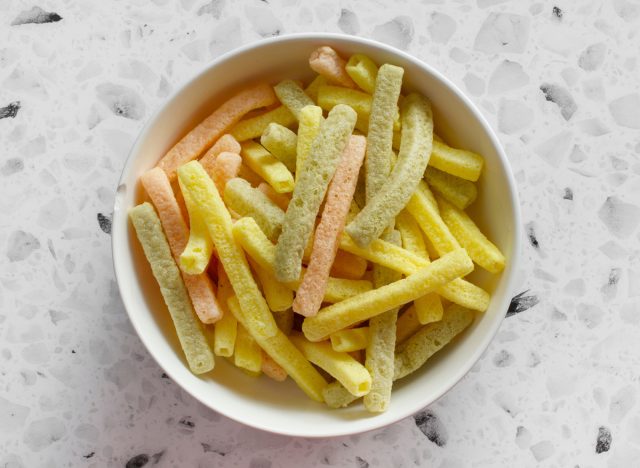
left=1, top=0, right=639, bottom=466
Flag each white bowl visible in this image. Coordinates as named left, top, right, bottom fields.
left=112, top=33, right=521, bottom=438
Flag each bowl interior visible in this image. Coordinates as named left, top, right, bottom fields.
left=112, top=34, right=520, bottom=437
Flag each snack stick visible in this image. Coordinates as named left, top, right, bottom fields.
left=230, top=105, right=296, bottom=142
left=317, top=85, right=372, bottom=119
left=364, top=230, right=401, bottom=412
left=406, top=180, right=460, bottom=256
left=129, top=203, right=214, bottom=374
left=425, top=167, right=477, bottom=210
left=202, top=151, right=242, bottom=194
left=290, top=334, right=371, bottom=397
left=260, top=123, right=297, bottom=172
left=304, top=75, right=328, bottom=102
left=330, top=250, right=367, bottom=280
left=214, top=265, right=237, bottom=357
left=240, top=141, right=295, bottom=194
left=178, top=161, right=278, bottom=339
left=347, top=93, right=433, bottom=247
left=395, top=305, right=422, bottom=344
left=178, top=185, right=214, bottom=275
left=394, top=304, right=474, bottom=380
left=293, top=135, right=366, bottom=317
left=275, top=104, right=358, bottom=283
left=274, top=79, right=315, bottom=119
left=295, top=105, right=323, bottom=176
left=273, top=308, right=294, bottom=335
left=414, top=293, right=444, bottom=325
left=429, top=140, right=484, bottom=182
left=346, top=54, right=378, bottom=94
left=257, top=182, right=291, bottom=211
left=322, top=381, right=360, bottom=408
left=261, top=350, right=288, bottom=381
left=330, top=327, right=369, bottom=352
left=158, top=83, right=276, bottom=179
left=248, top=258, right=293, bottom=312
left=224, top=178, right=285, bottom=242
left=323, top=278, right=373, bottom=303
left=437, top=197, right=505, bottom=273
left=199, top=134, right=242, bottom=174
left=238, top=163, right=264, bottom=187
left=141, top=168, right=222, bottom=324
left=365, top=64, right=404, bottom=200
left=234, top=323, right=263, bottom=374
left=309, top=46, right=357, bottom=88
left=302, top=248, right=474, bottom=341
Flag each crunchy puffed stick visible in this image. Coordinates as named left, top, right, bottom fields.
left=260, top=123, right=297, bottom=172
left=257, top=182, right=290, bottom=211
left=230, top=106, right=296, bottom=142
left=429, top=140, right=484, bottom=182
left=203, top=151, right=242, bottom=194
left=240, top=141, right=294, bottom=194
left=129, top=203, right=214, bottom=374
left=394, top=305, right=474, bottom=380
left=237, top=163, right=264, bottom=187
left=323, top=278, right=373, bottom=303
left=330, top=327, right=369, bottom=352
left=200, top=134, right=242, bottom=174
left=437, top=197, right=505, bottom=273
left=330, top=250, right=367, bottom=280
left=346, top=54, right=378, bottom=94
left=293, top=135, right=366, bottom=317
left=158, top=84, right=276, bottom=179
left=224, top=178, right=285, bottom=242
left=406, top=180, right=460, bottom=256
left=273, top=308, right=294, bottom=335
left=177, top=161, right=278, bottom=339
left=318, top=85, right=371, bottom=124
left=214, top=265, right=237, bottom=357
left=425, top=167, right=477, bottom=210
left=295, top=105, right=323, bottom=177
left=309, top=46, right=357, bottom=88
left=290, top=334, right=371, bottom=397
left=261, top=350, right=287, bottom=381
left=234, top=322, right=263, bottom=374
left=395, top=305, right=422, bottom=344
left=304, top=75, right=328, bottom=102
left=302, top=248, right=474, bottom=341
left=365, top=64, right=404, bottom=200
left=178, top=180, right=214, bottom=275
left=248, top=258, right=293, bottom=312
left=322, top=381, right=359, bottom=408
left=140, top=168, right=222, bottom=324
left=275, top=104, right=357, bottom=283
left=347, top=94, right=433, bottom=247
left=274, top=79, right=315, bottom=119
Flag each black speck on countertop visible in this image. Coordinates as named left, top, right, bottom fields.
left=507, top=291, right=540, bottom=317
left=83, top=451, right=95, bottom=459
left=126, top=454, right=149, bottom=468
left=563, top=188, right=573, bottom=200
left=97, top=213, right=112, bottom=234
left=11, top=6, right=62, bottom=25
left=595, top=426, right=612, bottom=453
left=0, top=102, right=21, bottom=119
left=356, top=456, right=370, bottom=468
left=414, top=410, right=448, bottom=447
left=552, top=6, right=563, bottom=19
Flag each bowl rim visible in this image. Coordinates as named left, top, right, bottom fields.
left=112, top=32, right=522, bottom=438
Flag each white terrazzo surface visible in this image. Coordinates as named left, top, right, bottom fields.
left=1, top=0, right=640, bottom=466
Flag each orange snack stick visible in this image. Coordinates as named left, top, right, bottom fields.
left=309, top=46, right=357, bottom=89
left=257, top=182, right=290, bottom=211
left=206, top=151, right=242, bottom=194
left=293, top=135, right=366, bottom=317
left=199, top=134, right=242, bottom=174
left=261, top=350, right=288, bottom=381
left=140, top=167, right=222, bottom=324
left=157, top=83, right=276, bottom=179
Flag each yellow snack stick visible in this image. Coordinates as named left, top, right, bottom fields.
left=365, top=64, right=404, bottom=200
left=213, top=266, right=237, bottom=357
left=330, top=250, right=367, bottom=280
left=304, top=75, right=328, bottom=102
left=330, top=327, right=369, bottom=352
left=406, top=180, right=460, bottom=256
left=437, top=197, right=505, bottom=273
left=178, top=179, right=214, bottom=275
left=129, top=203, right=214, bottom=374
left=273, top=308, right=294, bottom=335
left=248, top=258, right=293, bottom=312
left=309, top=46, right=357, bottom=88
left=275, top=104, right=358, bottom=283
left=414, top=293, right=444, bottom=325
left=237, top=163, right=264, bottom=187
left=295, top=105, right=323, bottom=176
left=425, top=167, right=477, bottom=210
left=395, top=305, right=422, bottom=344
left=240, top=141, right=294, bottom=194
left=224, top=178, right=285, bottom=242
left=230, top=106, right=296, bottom=142
left=347, top=93, right=433, bottom=247
left=394, top=304, right=474, bottom=380
left=261, top=350, right=287, bottom=381
left=257, top=182, right=290, bottom=211
left=158, top=84, right=276, bottom=179
left=260, top=123, right=297, bottom=172
left=302, top=248, right=474, bottom=341
left=290, top=333, right=371, bottom=397
left=177, top=161, right=278, bottom=339
left=322, top=381, right=360, bottom=408
left=234, top=323, right=263, bottom=374
left=317, top=85, right=372, bottom=120
left=323, top=277, right=373, bottom=303
left=346, top=54, right=378, bottom=94
left=274, top=79, right=315, bottom=119
left=429, top=140, right=484, bottom=182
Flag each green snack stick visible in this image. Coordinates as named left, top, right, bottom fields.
left=274, top=79, right=315, bottom=119
left=323, top=380, right=361, bottom=409
left=425, top=166, right=477, bottom=210
left=129, top=202, right=214, bottom=374
left=260, top=123, right=297, bottom=172
left=275, top=104, right=357, bottom=283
